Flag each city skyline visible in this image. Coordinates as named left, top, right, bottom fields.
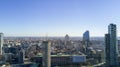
left=1, top=0, right=120, bottom=36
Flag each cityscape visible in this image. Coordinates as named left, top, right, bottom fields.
left=1, top=0, right=120, bottom=67
left=0, top=23, right=119, bottom=67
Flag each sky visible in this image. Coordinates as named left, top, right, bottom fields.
left=0, top=0, right=120, bottom=37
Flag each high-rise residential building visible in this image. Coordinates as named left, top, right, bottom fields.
left=0, top=33, right=4, bottom=55
left=105, top=24, right=119, bottom=67
left=83, top=30, right=90, bottom=54
left=42, top=41, right=51, bottom=67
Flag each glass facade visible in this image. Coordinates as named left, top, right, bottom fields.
left=0, top=33, right=3, bottom=55
left=105, top=24, right=119, bottom=67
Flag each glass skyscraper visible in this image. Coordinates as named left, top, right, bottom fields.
left=0, top=33, right=3, bottom=55
left=83, top=30, right=90, bottom=54
left=105, top=24, right=119, bottom=67
left=83, top=31, right=89, bottom=42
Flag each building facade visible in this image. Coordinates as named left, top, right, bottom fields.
left=42, top=41, right=51, bottom=67
left=83, top=30, right=90, bottom=54
left=0, top=33, right=3, bottom=55
left=83, top=31, right=90, bottom=42
left=105, top=24, right=119, bottom=67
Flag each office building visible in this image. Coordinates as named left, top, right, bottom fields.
left=4, top=46, right=24, bottom=64
left=83, top=31, right=90, bottom=42
left=42, top=41, right=51, bottom=67
left=31, top=54, right=86, bottom=67
left=0, top=33, right=4, bottom=55
left=105, top=24, right=119, bottom=67
left=83, top=30, right=90, bottom=54
left=65, top=34, right=70, bottom=42
left=65, top=34, right=70, bottom=45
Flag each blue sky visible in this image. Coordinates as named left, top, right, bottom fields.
left=0, top=0, right=120, bottom=36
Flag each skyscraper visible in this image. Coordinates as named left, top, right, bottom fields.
left=83, top=30, right=90, bottom=54
left=42, top=41, right=51, bottom=67
left=83, top=31, right=89, bottom=42
left=0, top=33, right=3, bottom=55
left=105, top=24, right=118, bottom=67
left=65, top=34, right=70, bottom=43
left=64, top=34, right=72, bottom=49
